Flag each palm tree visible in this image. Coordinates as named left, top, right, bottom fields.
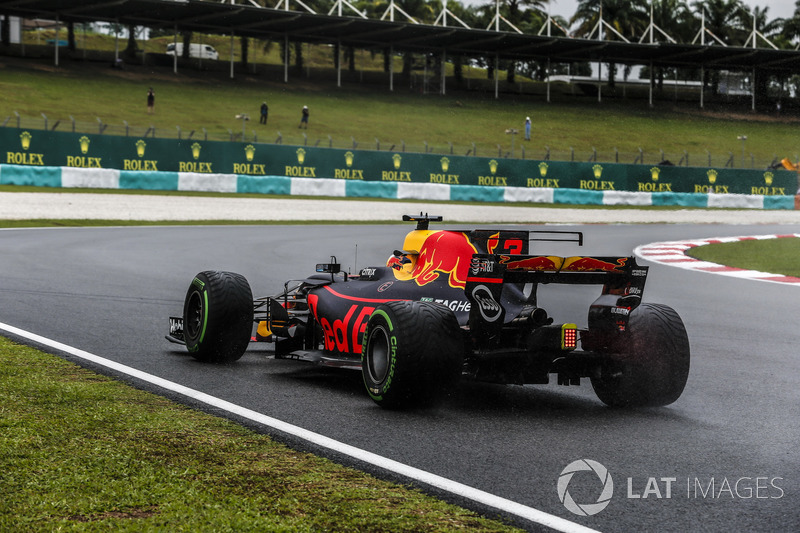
left=121, top=25, right=142, bottom=60
left=743, top=5, right=785, bottom=106
left=67, top=22, right=76, bottom=52
left=571, top=0, right=648, bottom=89
left=571, top=0, right=647, bottom=38
left=504, top=0, right=548, bottom=21
left=181, top=31, right=192, bottom=60
left=690, top=0, right=747, bottom=45
left=690, top=0, right=747, bottom=96
left=435, top=0, right=484, bottom=84
left=782, top=0, right=800, bottom=42
left=750, top=5, right=783, bottom=40
left=0, top=16, right=8, bottom=47
left=474, top=0, right=549, bottom=82
left=647, top=0, right=693, bottom=42
left=393, top=0, right=436, bottom=78
left=642, top=0, right=693, bottom=90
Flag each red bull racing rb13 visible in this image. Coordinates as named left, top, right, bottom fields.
left=167, top=214, right=690, bottom=409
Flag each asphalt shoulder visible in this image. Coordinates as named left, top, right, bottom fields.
left=1, top=191, right=799, bottom=225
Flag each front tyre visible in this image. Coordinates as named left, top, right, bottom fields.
left=362, top=301, right=463, bottom=409
left=591, top=303, right=690, bottom=407
left=183, top=270, right=253, bottom=364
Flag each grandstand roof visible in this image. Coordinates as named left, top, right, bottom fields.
left=3, top=0, right=800, bottom=72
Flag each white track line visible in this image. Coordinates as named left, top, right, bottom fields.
left=0, top=321, right=598, bottom=533
left=635, top=234, right=800, bottom=286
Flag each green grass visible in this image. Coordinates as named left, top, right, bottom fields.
left=2, top=43, right=800, bottom=168
left=0, top=337, right=520, bottom=532
left=686, top=237, right=800, bottom=277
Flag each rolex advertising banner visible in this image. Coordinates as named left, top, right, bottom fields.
left=1, top=127, right=795, bottom=198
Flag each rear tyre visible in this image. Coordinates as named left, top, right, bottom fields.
left=183, top=270, right=253, bottom=364
left=362, top=301, right=463, bottom=409
left=591, top=303, right=690, bottom=407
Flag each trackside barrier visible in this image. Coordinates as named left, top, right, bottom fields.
left=0, top=127, right=796, bottom=209
left=0, top=164, right=796, bottom=210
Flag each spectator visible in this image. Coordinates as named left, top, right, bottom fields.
left=146, top=87, right=155, bottom=114
left=260, top=101, right=268, bottom=125
left=299, top=105, right=309, bottom=129
left=524, top=116, right=531, bottom=141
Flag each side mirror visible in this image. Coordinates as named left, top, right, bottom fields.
left=316, top=255, right=341, bottom=274
left=315, top=263, right=340, bottom=274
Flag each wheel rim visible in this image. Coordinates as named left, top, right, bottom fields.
left=366, top=325, right=390, bottom=385
left=186, top=290, right=205, bottom=340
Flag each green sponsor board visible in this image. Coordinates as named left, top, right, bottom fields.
left=1, top=127, right=794, bottom=196
left=2, top=128, right=180, bottom=172
left=632, top=164, right=794, bottom=196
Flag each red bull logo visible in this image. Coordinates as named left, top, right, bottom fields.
left=562, top=256, right=628, bottom=273
left=414, top=231, right=477, bottom=288
left=499, top=255, right=628, bottom=273
left=500, top=255, right=564, bottom=271
left=386, top=254, right=407, bottom=271
left=391, top=231, right=477, bottom=288
left=487, top=232, right=500, bottom=254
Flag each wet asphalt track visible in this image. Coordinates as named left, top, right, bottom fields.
left=1, top=222, right=798, bottom=532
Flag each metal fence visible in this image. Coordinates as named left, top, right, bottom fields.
left=3, top=112, right=787, bottom=171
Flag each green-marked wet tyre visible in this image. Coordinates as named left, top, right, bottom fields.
left=183, top=270, right=253, bottom=364
left=591, top=303, right=690, bottom=407
left=362, top=301, right=463, bottom=409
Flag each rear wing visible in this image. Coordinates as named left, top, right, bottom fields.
left=465, top=253, right=648, bottom=343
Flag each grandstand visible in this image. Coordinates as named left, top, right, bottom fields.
left=2, top=0, right=800, bottom=108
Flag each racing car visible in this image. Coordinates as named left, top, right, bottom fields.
left=167, top=214, right=689, bottom=409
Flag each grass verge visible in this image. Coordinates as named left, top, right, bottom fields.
left=3, top=53, right=799, bottom=166
left=686, top=237, right=800, bottom=277
left=0, top=336, right=520, bottom=532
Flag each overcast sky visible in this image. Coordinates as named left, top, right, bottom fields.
left=544, top=0, right=796, bottom=22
